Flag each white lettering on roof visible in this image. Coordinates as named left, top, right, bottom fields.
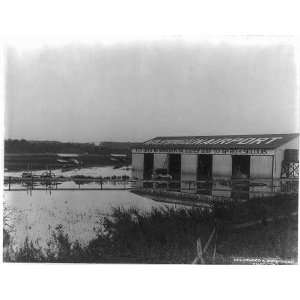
left=146, top=136, right=284, bottom=146
left=265, top=137, right=283, bottom=144
left=237, top=138, right=257, bottom=144
left=249, top=137, right=269, bottom=144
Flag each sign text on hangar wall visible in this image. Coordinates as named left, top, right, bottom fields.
left=133, top=148, right=274, bottom=155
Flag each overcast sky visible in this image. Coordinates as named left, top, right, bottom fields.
left=5, top=39, right=298, bottom=143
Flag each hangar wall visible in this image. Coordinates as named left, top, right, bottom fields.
left=212, top=155, right=232, bottom=177
left=132, top=153, right=144, bottom=180
left=250, top=156, right=273, bottom=178
left=133, top=149, right=298, bottom=181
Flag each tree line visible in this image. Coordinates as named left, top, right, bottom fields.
left=5, top=139, right=142, bottom=154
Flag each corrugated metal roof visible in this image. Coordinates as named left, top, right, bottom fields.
left=142, top=133, right=299, bottom=150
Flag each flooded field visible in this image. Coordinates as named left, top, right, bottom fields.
left=5, top=165, right=132, bottom=178
left=4, top=165, right=133, bottom=190
left=3, top=166, right=176, bottom=249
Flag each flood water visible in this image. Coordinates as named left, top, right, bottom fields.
left=4, top=166, right=177, bottom=249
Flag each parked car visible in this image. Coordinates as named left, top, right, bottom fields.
left=152, top=168, right=172, bottom=180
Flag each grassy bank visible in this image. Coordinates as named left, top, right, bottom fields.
left=3, top=195, right=298, bottom=264
left=4, top=207, right=214, bottom=263
left=215, top=217, right=297, bottom=264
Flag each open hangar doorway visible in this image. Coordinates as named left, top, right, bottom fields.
left=197, top=154, right=213, bottom=195
left=232, top=155, right=250, bottom=200
left=143, top=153, right=154, bottom=188
left=168, top=154, right=181, bottom=191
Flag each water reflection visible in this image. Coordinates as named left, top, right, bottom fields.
left=4, top=166, right=178, bottom=249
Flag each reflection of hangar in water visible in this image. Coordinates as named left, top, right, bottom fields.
left=132, top=133, right=299, bottom=199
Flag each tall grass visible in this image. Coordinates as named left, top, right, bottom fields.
left=4, top=206, right=214, bottom=263
left=213, top=194, right=298, bottom=223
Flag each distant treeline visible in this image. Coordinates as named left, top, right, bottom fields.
left=99, top=141, right=142, bottom=151
left=5, top=139, right=142, bottom=154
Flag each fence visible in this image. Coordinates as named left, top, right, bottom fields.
left=4, top=176, right=134, bottom=191
left=3, top=176, right=299, bottom=196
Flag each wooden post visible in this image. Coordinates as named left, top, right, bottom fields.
left=192, top=237, right=205, bottom=264
left=192, top=227, right=216, bottom=264
left=203, top=227, right=216, bottom=253
left=8, top=176, right=11, bottom=191
left=100, top=179, right=103, bottom=190
left=197, top=238, right=205, bottom=264
left=212, top=231, right=217, bottom=263
left=271, top=155, right=274, bottom=193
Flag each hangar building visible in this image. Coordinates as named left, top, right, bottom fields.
left=132, top=133, right=299, bottom=198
